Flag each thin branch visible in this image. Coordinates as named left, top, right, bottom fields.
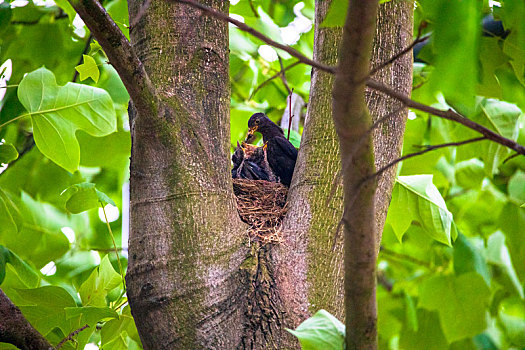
left=10, top=13, right=68, bottom=25
left=248, top=0, right=259, bottom=18
left=249, top=61, right=301, bottom=99
left=366, top=79, right=525, bottom=156
left=278, top=56, right=292, bottom=95
left=68, top=0, right=157, bottom=116
left=287, top=88, right=294, bottom=140
left=175, top=0, right=336, bottom=74
left=54, top=324, right=89, bottom=349
left=368, top=23, right=429, bottom=78
left=371, top=137, right=487, bottom=182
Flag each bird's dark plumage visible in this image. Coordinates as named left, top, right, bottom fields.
left=246, top=113, right=298, bottom=186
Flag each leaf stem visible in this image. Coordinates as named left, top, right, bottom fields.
left=100, top=202, right=126, bottom=293
left=0, top=113, right=30, bottom=129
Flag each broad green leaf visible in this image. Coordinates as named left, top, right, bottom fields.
left=423, top=0, right=482, bottom=109
left=61, top=182, right=116, bottom=214
left=0, top=192, right=70, bottom=269
left=385, top=175, right=454, bottom=245
left=0, top=245, right=8, bottom=284
left=399, top=309, right=448, bottom=350
left=15, top=286, right=76, bottom=336
left=78, top=130, right=131, bottom=170
left=65, top=306, right=119, bottom=349
left=0, top=189, right=20, bottom=237
left=486, top=231, right=524, bottom=298
left=75, top=55, right=100, bottom=83
left=287, top=309, right=345, bottom=350
left=498, top=297, right=525, bottom=347
left=453, top=234, right=490, bottom=287
left=508, top=170, right=525, bottom=205
left=500, top=203, right=525, bottom=282
left=17, top=68, right=116, bottom=173
left=101, top=313, right=136, bottom=347
left=3, top=247, right=39, bottom=288
left=0, top=143, right=18, bottom=163
left=455, top=159, right=484, bottom=190
left=78, top=255, right=121, bottom=307
left=419, top=273, right=490, bottom=343
left=53, top=0, right=76, bottom=24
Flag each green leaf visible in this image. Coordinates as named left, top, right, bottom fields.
left=15, top=286, right=76, bottom=336
left=61, top=182, right=116, bottom=214
left=0, top=143, right=19, bottom=163
left=321, top=0, right=348, bottom=27
left=0, top=189, right=20, bottom=237
left=17, top=67, right=116, bottom=173
left=78, top=255, right=121, bottom=307
left=508, top=170, right=525, bottom=205
left=486, top=231, right=524, bottom=298
left=424, top=0, right=482, bottom=109
left=455, top=159, right=484, bottom=190
left=286, top=309, right=345, bottom=350
left=53, top=0, right=76, bottom=24
left=399, top=309, right=448, bottom=350
left=75, top=55, right=100, bottom=83
left=453, top=234, right=490, bottom=287
left=385, top=175, right=454, bottom=245
left=4, top=247, right=39, bottom=288
left=498, top=297, right=525, bottom=347
left=418, top=273, right=490, bottom=343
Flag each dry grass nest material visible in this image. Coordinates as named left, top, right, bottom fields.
left=232, top=178, right=288, bottom=244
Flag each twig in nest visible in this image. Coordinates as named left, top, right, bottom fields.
left=232, top=179, right=288, bottom=245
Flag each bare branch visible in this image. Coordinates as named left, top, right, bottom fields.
left=371, top=137, right=487, bottom=181
left=0, top=288, right=53, bottom=350
left=249, top=61, right=301, bottom=100
left=68, top=0, right=157, bottom=115
left=366, top=79, right=525, bottom=156
left=55, top=325, right=89, bottom=349
left=175, top=0, right=336, bottom=74
left=278, top=56, right=292, bottom=95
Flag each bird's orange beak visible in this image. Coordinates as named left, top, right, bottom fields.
left=247, top=125, right=258, bottom=136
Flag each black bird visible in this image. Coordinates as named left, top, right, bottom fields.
left=246, top=113, right=298, bottom=186
left=231, top=141, right=274, bottom=181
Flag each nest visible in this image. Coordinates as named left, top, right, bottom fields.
left=232, top=178, right=288, bottom=244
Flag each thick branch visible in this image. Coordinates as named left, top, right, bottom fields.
left=68, top=0, right=157, bottom=115
left=0, top=288, right=52, bottom=350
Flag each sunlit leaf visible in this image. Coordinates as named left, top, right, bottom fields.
left=419, top=273, right=490, bottom=343
left=17, top=68, right=116, bottom=173
left=75, top=55, right=100, bottom=83
left=386, top=175, right=454, bottom=245
left=78, top=255, right=121, bottom=307
left=287, top=309, right=345, bottom=350
left=61, top=182, right=116, bottom=214
left=0, top=143, right=18, bottom=163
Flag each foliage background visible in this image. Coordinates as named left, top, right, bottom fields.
left=0, top=0, right=524, bottom=349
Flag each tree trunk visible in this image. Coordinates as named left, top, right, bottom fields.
left=125, top=1, right=248, bottom=348
left=124, top=0, right=413, bottom=348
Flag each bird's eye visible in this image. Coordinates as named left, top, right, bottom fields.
left=255, top=119, right=259, bottom=125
